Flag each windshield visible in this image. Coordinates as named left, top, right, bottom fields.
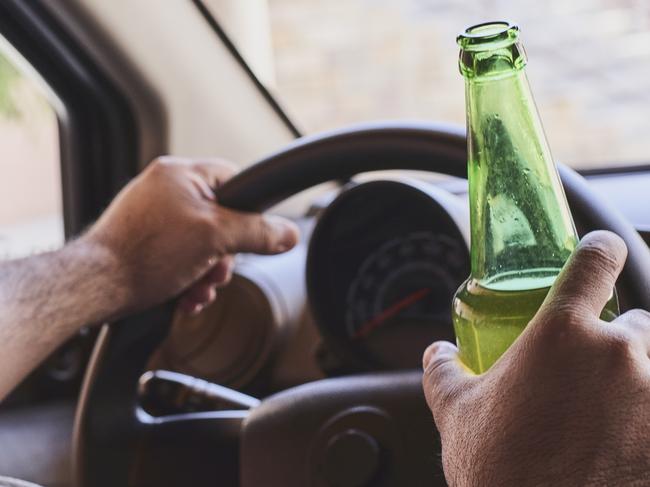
left=208, top=0, right=650, bottom=170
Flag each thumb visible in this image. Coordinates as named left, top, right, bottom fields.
left=217, top=207, right=300, bottom=255
left=422, top=341, right=472, bottom=417
left=540, top=230, right=627, bottom=321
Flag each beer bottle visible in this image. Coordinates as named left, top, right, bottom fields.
left=452, top=21, right=618, bottom=373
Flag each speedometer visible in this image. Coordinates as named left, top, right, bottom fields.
left=307, top=179, right=470, bottom=370
left=345, top=232, right=466, bottom=368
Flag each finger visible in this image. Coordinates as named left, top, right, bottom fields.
left=613, top=309, right=650, bottom=351
left=151, top=157, right=238, bottom=200
left=422, top=341, right=472, bottom=416
left=540, top=231, right=627, bottom=321
left=177, top=255, right=235, bottom=314
left=191, top=159, right=239, bottom=190
left=178, top=284, right=218, bottom=315
left=207, top=255, right=235, bottom=287
left=217, top=208, right=300, bottom=255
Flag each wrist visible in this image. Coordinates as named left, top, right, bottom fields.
left=74, top=233, right=135, bottom=322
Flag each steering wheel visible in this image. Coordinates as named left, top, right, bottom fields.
left=72, top=122, right=650, bottom=487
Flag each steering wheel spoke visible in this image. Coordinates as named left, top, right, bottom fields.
left=130, top=409, right=245, bottom=487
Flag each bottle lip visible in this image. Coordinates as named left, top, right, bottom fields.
left=457, top=21, right=519, bottom=51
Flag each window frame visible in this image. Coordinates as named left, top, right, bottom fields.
left=0, top=0, right=140, bottom=237
left=193, top=0, right=302, bottom=139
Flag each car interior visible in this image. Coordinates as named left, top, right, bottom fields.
left=1, top=1, right=650, bottom=486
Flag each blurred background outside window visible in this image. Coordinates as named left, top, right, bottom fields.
left=208, top=0, right=650, bottom=169
left=0, top=38, right=62, bottom=260
left=1, top=1, right=648, bottom=262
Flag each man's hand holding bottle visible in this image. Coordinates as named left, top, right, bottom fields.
left=423, top=231, right=650, bottom=486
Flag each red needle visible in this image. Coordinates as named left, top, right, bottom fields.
left=352, top=287, right=431, bottom=340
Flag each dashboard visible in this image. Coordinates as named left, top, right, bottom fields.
left=152, top=176, right=472, bottom=393
left=151, top=170, right=650, bottom=396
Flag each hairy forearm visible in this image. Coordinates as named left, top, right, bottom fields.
left=0, top=237, right=130, bottom=400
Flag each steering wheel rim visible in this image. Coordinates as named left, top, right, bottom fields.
left=73, top=121, right=650, bottom=487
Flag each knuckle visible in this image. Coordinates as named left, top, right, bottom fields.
left=617, top=309, right=650, bottom=347
left=576, top=242, right=619, bottom=279
left=422, top=342, right=449, bottom=370
left=601, top=330, right=637, bottom=365
left=422, top=354, right=450, bottom=382
left=214, top=209, right=268, bottom=254
left=151, top=156, right=175, bottom=168
left=422, top=346, right=462, bottom=411
left=198, top=213, right=225, bottom=252
left=543, top=301, right=589, bottom=331
left=258, top=223, right=276, bottom=251
left=148, top=156, right=184, bottom=176
left=191, top=159, right=239, bottom=184
left=532, top=302, right=596, bottom=353
left=624, top=308, right=650, bottom=323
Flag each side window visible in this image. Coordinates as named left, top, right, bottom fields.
left=0, top=39, right=63, bottom=260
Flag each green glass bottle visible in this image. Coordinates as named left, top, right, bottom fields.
left=452, top=21, right=618, bottom=374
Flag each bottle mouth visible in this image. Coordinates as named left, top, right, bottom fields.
left=457, top=21, right=519, bottom=51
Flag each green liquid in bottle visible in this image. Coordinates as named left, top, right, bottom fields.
left=453, top=273, right=618, bottom=374
left=453, top=22, right=618, bottom=373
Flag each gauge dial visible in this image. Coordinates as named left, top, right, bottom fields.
left=345, top=232, right=465, bottom=368
left=347, top=231, right=463, bottom=331
left=307, top=179, right=470, bottom=370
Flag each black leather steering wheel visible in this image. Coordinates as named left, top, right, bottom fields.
left=73, top=122, right=650, bottom=487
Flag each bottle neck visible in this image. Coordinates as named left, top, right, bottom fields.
left=465, top=68, right=578, bottom=289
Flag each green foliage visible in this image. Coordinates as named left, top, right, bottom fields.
left=0, top=52, right=21, bottom=119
